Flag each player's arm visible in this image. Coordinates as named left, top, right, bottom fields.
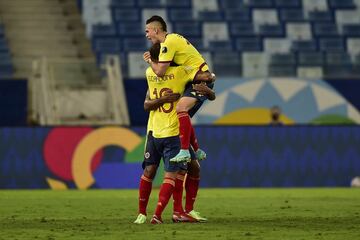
left=143, top=50, right=171, bottom=77
left=194, top=71, right=216, bottom=82
left=193, top=83, right=216, bottom=101
left=144, top=89, right=181, bottom=111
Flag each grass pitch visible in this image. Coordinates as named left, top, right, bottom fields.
left=1, top=188, right=359, bottom=240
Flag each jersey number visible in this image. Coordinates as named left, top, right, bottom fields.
left=153, top=88, right=174, bottom=113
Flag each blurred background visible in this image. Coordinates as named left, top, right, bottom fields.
left=0, top=0, right=360, bottom=189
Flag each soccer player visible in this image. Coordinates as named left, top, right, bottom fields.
left=134, top=43, right=214, bottom=224
left=144, top=15, right=215, bottom=163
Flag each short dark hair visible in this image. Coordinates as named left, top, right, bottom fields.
left=146, top=15, right=167, bottom=32
left=149, top=43, right=161, bottom=61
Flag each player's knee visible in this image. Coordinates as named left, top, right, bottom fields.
left=176, top=100, right=188, bottom=113
left=144, top=165, right=157, bottom=179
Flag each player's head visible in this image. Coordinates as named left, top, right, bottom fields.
left=149, top=43, right=161, bottom=62
left=270, top=105, right=281, bottom=121
left=145, top=15, right=167, bottom=44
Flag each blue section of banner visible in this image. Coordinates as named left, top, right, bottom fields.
left=0, top=126, right=359, bottom=189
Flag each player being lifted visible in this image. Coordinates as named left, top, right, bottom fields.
left=134, top=43, right=214, bottom=224
left=144, top=15, right=216, bottom=163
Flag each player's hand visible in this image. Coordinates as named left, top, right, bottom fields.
left=143, top=51, right=151, bottom=63
left=162, top=90, right=180, bottom=103
left=193, top=82, right=210, bottom=95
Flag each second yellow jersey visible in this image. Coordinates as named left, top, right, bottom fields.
left=146, top=66, right=191, bottom=138
left=159, top=33, right=209, bottom=77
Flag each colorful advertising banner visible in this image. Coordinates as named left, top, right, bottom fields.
left=0, top=126, right=359, bottom=189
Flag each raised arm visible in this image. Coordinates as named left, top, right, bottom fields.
left=144, top=89, right=181, bottom=111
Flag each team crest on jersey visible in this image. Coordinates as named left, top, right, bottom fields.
left=162, top=47, right=167, bottom=53
left=145, top=152, right=150, bottom=159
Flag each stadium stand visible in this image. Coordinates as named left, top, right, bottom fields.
left=83, top=0, right=360, bottom=79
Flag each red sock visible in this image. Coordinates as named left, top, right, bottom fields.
left=185, top=175, right=200, bottom=213
left=154, top=177, right=175, bottom=217
left=190, top=125, right=199, bottom=152
left=138, top=175, right=153, bottom=215
left=178, top=111, right=191, bottom=149
left=173, top=173, right=185, bottom=213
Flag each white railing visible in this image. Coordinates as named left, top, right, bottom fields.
left=29, top=57, right=130, bottom=126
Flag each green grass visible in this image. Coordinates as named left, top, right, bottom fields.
left=1, top=189, right=360, bottom=240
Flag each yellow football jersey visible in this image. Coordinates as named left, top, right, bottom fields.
left=146, top=65, right=191, bottom=138
left=159, top=33, right=209, bottom=79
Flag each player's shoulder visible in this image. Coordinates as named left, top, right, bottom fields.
left=165, top=33, right=184, bottom=43
left=145, top=67, right=155, bottom=77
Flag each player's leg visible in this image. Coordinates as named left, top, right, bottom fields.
left=185, top=157, right=207, bottom=222
left=151, top=135, right=185, bottom=224
left=173, top=170, right=186, bottom=215
left=134, top=132, right=160, bottom=224
left=171, top=96, right=197, bottom=162
left=172, top=150, right=198, bottom=223
left=170, top=85, right=209, bottom=163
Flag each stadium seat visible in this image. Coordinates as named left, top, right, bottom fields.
left=187, top=37, right=207, bottom=51
left=198, top=11, right=224, bottom=22
left=258, top=24, right=285, bottom=37
left=230, top=23, right=256, bottom=37
left=224, top=9, right=251, bottom=22
left=326, top=52, right=352, bottom=65
left=298, top=52, right=324, bottom=66
left=118, top=22, right=144, bottom=36
left=164, top=0, right=191, bottom=8
left=219, top=0, right=245, bottom=9
left=93, top=38, right=122, bottom=53
left=168, top=9, right=195, bottom=22
left=342, top=24, right=360, bottom=37
left=270, top=53, right=297, bottom=65
left=274, top=0, right=301, bottom=8
left=328, top=0, right=356, bottom=9
left=347, top=38, right=360, bottom=56
left=268, top=65, right=296, bottom=76
left=246, top=0, right=274, bottom=8
left=264, top=38, right=291, bottom=53
left=92, top=24, right=117, bottom=37
left=235, top=37, right=262, bottom=52
left=297, top=67, right=323, bottom=79
left=192, top=0, right=219, bottom=12
left=335, top=10, right=360, bottom=26
left=0, top=58, right=14, bottom=78
left=110, top=0, right=136, bottom=7
left=138, top=0, right=163, bottom=8
left=112, top=8, right=141, bottom=22
left=313, top=23, right=339, bottom=37
left=308, top=10, right=334, bottom=22
left=286, top=23, right=312, bottom=40
left=123, top=38, right=149, bottom=51
left=202, top=22, right=229, bottom=47
left=279, top=9, right=305, bottom=22
left=242, top=52, right=269, bottom=77
left=127, top=52, right=149, bottom=78
left=174, top=22, right=202, bottom=37
left=142, top=9, right=169, bottom=23
left=302, top=0, right=329, bottom=13
left=0, top=38, right=9, bottom=52
left=319, top=38, right=345, bottom=52
left=212, top=51, right=242, bottom=76
left=208, top=40, right=233, bottom=51
left=291, top=40, right=317, bottom=52
left=253, top=9, right=279, bottom=26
